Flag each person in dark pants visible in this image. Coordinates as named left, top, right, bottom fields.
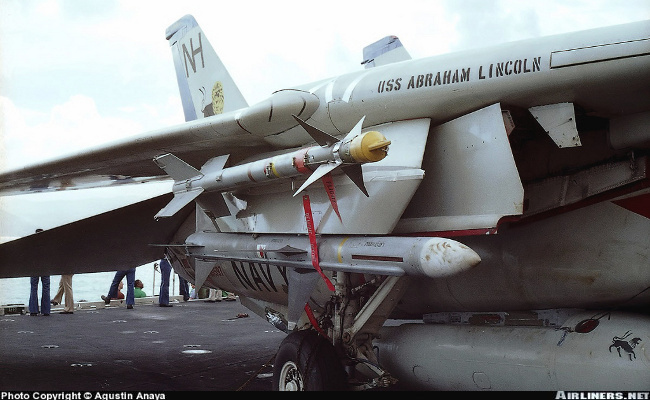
left=29, top=276, right=51, bottom=316
left=179, top=276, right=190, bottom=301
left=29, top=229, right=50, bottom=316
left=101, top=268, right=136, bottom=309
left=158, top=255, right=173, bottom=307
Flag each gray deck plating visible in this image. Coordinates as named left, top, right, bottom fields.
left=0, top=298, right=287, bottom=391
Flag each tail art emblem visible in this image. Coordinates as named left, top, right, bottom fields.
left=200, top=81, right=225, bottom=116
left=609, top=331, right=642, bottom=361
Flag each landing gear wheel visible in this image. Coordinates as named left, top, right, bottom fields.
left=273, top=329, right=347, bottom=391
left=277, top=360, right=303, bottom=391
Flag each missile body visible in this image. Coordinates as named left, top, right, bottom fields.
left=173, top=129, right=386, bottom=192
left=169, top=231, right=481, bottom=334
left=153, top=116, right=390, bottom=219
left=184, top=232, right=481, bottom=280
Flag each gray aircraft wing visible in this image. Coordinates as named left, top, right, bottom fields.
left=0, top=113, right=271, bottom=195
left=0, top=193, right=194, bottom=278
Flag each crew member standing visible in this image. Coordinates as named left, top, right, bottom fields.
left=179, top=276, right=190, bottom=301
left=51, top=274, right=74, bottom=314
left=158, top=254, right=173, bottom=307
left=28, top=229, right=50, bottom=316
left=101, top=268, right=136, bottom=309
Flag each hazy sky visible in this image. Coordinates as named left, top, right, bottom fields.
left=1, top=0, right=648, bottom=169
left=0, top=0, right=648, bottom=237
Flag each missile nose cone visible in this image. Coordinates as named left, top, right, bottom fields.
left=418, top=238, right=481, bottom=278
left=350, top=131, right=391, bottom=163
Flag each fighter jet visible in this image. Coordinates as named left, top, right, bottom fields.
left=0, top=15, right=648, bottom=390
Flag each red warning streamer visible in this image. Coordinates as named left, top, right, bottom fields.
left=302, top=194, right=335, bottom=291
left=305, top=303, right=329, bottom=339
left=321, top=173, right=342, bottom=222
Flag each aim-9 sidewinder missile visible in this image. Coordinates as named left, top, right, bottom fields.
left=153, top=115, right=390, bottom=219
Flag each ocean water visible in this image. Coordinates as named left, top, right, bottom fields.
left=0, top=263, right=185, bottom=306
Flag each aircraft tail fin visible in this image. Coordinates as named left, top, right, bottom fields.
left=361, top=36, right=411, bottom=69
left=165, top=15, right=248, bottom=121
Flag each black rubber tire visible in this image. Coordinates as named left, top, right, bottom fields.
left=273, top=329, right=348, bottom=391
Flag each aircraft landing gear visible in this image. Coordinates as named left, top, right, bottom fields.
left=273, top=329, right=347, bottom=391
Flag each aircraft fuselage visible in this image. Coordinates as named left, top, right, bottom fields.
left=248, top=20, right=649, bottom=150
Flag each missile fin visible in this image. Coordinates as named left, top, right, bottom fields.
left=212, top=245, right=307, bottom=257
left=200, top=154, right=229, bottom=174
left=293, top=115, right=339, bottom=146
left=155, top=188, right=204, bottom=219
left=274, top=245, right=309, bottom=256
left=153, top=153, right=203, bottom=181
left=293, top=162, right=339, bottom=196
left=341, top=164, right=369, bottom=197
left=341, top=116, right=366, bottom=144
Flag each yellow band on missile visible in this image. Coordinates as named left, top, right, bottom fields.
left=349, top=131, right=391, bottom=163
left=337, top=237, right=349, bottom=263
left=270, top=162, right=281, bottom=178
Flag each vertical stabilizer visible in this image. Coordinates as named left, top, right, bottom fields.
left=165, top=15, right=248, bottom=121
left=361, top=36, right=411, bottom=69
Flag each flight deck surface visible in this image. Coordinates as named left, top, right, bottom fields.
left=0, top=298, right=286, bottom=392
